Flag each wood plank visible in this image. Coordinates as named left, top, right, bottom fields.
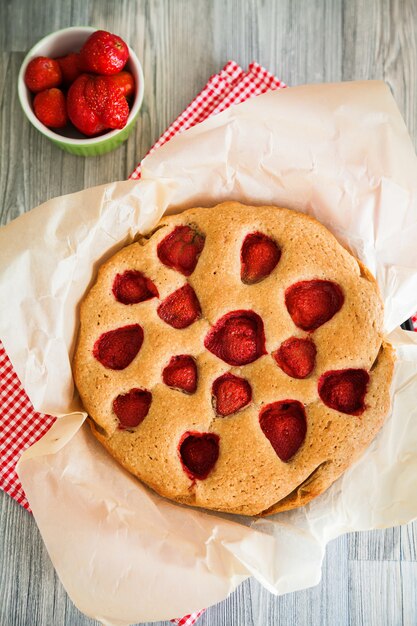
left=0, top=492, right=91, bottom=626
left=342, top=0, right=417, bottom=150
left=401, top=562, right=417, bottom=625
left=348, top=560, right=403, bottom=626
left=348, top=527, right=402, bottom=562
left=199, top=579, right=254, bottom=626
left=211, top=0, right=344, bottom=85
left=401, top=524, right=417, bottom=562
left=0, top=52, right=32, bottom=225
left=199, top=534, right=350, bottom=626
left=0, top=0, right=90, bottom=53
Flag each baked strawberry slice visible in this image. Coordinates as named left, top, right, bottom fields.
left=113, top=388, right=152, bottom=429
left=157, top=284, right=201, bottom=329
left=157, top=225, right=205, bottom=276
left=285, top=280, right=344, bottom=331
left=204, top=310, right=266, bottom=366
left=318, top=369, right=369, bottom=415
left=273, top=337, right=316, bottom=379
left=179, top=432, right=220, bottom=480
left=162, top=355, right=197, bottom=394
left=241, top=232, right=281, bottom=284
left=112, top=270, right=158, bottom=304
left=259, top=401, right=307, bottom=462
left=93, top=324, right=143, bottom=369
left=212, top=373, right=252, bottom=416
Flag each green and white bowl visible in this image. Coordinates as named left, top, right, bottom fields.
left=18, top=26, right=144, bottom=156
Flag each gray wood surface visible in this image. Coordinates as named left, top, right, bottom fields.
left=1, top=0, right=417, bottom=624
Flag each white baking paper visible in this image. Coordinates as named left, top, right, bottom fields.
left=0, top=81, right=417, bottom=624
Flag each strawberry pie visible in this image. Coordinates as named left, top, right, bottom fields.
left=73, top=202, right=394, bottom=516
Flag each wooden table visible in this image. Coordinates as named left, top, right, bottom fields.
left=1, top=1, right=416, bottom=624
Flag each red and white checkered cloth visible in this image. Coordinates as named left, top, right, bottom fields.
left=0, top=343, right=55, bottom=510
left=170, top=610, right=207, bottom=626
left=1, top=60, right=416, bottom=625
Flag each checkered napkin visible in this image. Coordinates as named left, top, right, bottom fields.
left=0, top=60, right=286, bottom=626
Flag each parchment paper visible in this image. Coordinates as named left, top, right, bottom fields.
left=1, top=81, right=417, bottom=624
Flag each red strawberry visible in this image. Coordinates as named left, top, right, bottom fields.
left=56, top=52, right=81, bottom=84
left=112, top=270, right=158, bottom=304
left=241, top=232, right=281, bottom=284
left=79, top=30, right=129, bottom=75
left=157, top=225, right=205, bottom=276
left=273, top=337, right=316, bottom=379
left=84, top=75, right=129, bottom=128
left=67, top=74, right=129, bottom=136
left=179, top=432, right=220, bottom=480
left=93, top=324, right=143, bottom=370
left=259, top=401, right=307, bottom=462
left=162, top=355, right=197, bottom=394
left=204, top=310, right=266, bottom=366
left=33, top=88, right=68, bottom=128
left=108, top=71, right=135, bottom=98
left=285, top=280, right=344, bottom=332
left=157, top=284, right=201, bottom=329
left=67, top=74, right=106, bottom=136
left=113, top=388, right=152, bottom=429
left=24, top=56, right=62, bottom=93
left=212, top=373, right=252, bottom=416
left=318, top=369, right=369, bottom=415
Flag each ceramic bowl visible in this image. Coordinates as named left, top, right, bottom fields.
left=18, top=26, right=144, bottom=156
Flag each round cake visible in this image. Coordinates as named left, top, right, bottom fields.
left=73, top=202, right=394, bottom=516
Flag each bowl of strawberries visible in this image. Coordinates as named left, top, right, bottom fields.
left=18, top=26, right=144, bottom=156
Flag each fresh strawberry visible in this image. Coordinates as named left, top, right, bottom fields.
left=107, top=71, right=135, bottom=98
left=67, top=74, right=129, bottom=136
left=56, top=52, right=81, bottom=84
left=84, top=75, right=129, bottom=128
left=162, top=355, right=197, bottom=394
left=204, top=310, right=266, bottom=366
left=93, top=324, right=143, bottom=370
left=112, top=270, right=158, bottom=304
left=259, top=401, right=307, bottom=462
left=24, top=56, right=62, bottom=93
left=67, top=74, right=105, bottom=136
left=157, top=284, right=201, bottom=329
left=179, top=432, right=220, bottom=480
left=79, top=30, right=129, bottom=75
left=241, top=232, right=281, bottom=284
left=157, top=225, right=205, bottom=276
left=113, top=388, right=152, bottom=429
left=33, top=88, right=68, bottom=128
left=212, top=373, right=252, bottom=416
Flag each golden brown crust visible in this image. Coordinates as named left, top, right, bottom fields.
left=73, top=202, right=395, bottom=516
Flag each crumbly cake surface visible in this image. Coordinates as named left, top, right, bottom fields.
left=73, top=202, right=394, bottom=516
